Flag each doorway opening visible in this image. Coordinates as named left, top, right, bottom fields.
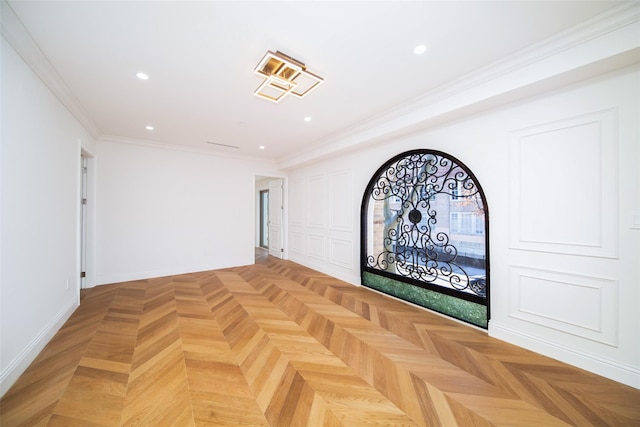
left=79, top=148, right=95, bottom=294
left=255, top=176, right=285, bottom=262
left=259, top=190, right=269, bottom=248
left=80, top=155, right=88, bottom=289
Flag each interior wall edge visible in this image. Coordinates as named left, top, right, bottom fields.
left=0, top=0, right=101, bottom=139
left=490, top=321, right=640, bottom=389
left=288, top=253, right=361, bottom=287
left=0, top=298, right=78, bottom=397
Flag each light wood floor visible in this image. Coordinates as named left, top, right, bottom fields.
left=2, top=255, right=639, bottom=426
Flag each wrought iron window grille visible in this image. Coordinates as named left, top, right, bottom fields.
left=361, top=150, right=490, bottom=324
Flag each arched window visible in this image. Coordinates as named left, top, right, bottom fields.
left=360, top=150, right=490, bottom=328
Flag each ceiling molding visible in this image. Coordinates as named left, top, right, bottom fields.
left=98, top=134, right=276, bottom=164
left=278, top=1, right=640, bottom=170
left=3, top=0, right=637, bottom=168
left=1, top=0, right=101, bottom=139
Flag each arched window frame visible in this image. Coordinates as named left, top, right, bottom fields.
left=360, top=149, right=490, bottom=328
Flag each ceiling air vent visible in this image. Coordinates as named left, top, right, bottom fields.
left=206, top=141, right=239, bottom=149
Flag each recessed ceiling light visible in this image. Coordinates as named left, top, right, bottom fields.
left=145, top=125, right=154, bottom=130
left=304, top=116, right=311, bottom=122
left=414, top=44, right=427, bottom=55
left=259, top=145, right=265, bottom=150
left=136, top=72, right=149, bottom=80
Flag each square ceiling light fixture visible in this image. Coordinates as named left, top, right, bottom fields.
left=253, top=51, right=323, bottom=103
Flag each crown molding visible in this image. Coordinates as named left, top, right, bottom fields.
left=278, top=1, right=640, bottom=170
left=1, top=0, right=101, bottom=139
left=98, top=134, right=277, bottom=165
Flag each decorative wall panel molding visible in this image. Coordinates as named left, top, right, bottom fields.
left=290, top=178, right=306, bottom=226
left=307, top=234, right=325, bottom=260
left=330, top=169, right=353, bottom=231
left=329, top=238, right=352, bottom=268
left=290, top=231, right=305, bottom=255
left=509, top=109, right=618, bottom=258
left=306, top=175, right=325, bottom=229
left=509, top=266, right=618, bottom=346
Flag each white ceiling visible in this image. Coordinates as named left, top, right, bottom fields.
left=6, top=0, right=624, bottom=164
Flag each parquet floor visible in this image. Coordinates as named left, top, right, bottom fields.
left=2, top=255, right=639, bottom=426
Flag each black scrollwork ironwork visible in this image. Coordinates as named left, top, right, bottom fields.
left=363, top=150, right=488, bottom=299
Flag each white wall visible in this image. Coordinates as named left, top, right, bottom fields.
left=95, top=140, right=281, bottom=285
left=289, top=161, right=360, bottom=284
left=286, top=65, right=640, bottom=388
left=1, top=38, right=96, bottom=395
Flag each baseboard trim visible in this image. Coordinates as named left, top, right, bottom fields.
left=94, top=260, right=255, bottom=286
left=288, top=255, right=360, bottom=286
left=490, top=321, right=640, bottom=390
left=0, top=297, right=78, bottom=396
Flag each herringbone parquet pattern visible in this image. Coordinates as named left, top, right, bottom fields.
left=2, top=256, right=639, bottom=426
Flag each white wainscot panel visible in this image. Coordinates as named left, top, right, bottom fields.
left=329, top=169, right=352, bottom=231
left=307, top=175, right=325, bottom=229
left=509, top=109, right=617, bottom=258
left=290, top=231, right=305, bottom=255
left=509, top=266, right=618, bottom=346
left=329, top=238, right=353, bottom=269
left=307, top=234, right=325, bottom=260
left=290, top=178, right=306, bottom=226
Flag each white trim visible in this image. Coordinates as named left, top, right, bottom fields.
left=80, top=146, right=97, bottom=289
left=490, top=321, right=640, bottom=390
left=278, top=2, right=640, bottom=170
left=95, top=262, right=251, bottom=287
left=0, top=0, right=100, bottom=138
left=0, top=298, right=78, bottom=396
left=508, top=108, right=619, bottom=258
left=99, top=134, right=274, bottom=164
left=288, top=252, right=361, bottom=286
left=3, top=0, right=638, bottom=170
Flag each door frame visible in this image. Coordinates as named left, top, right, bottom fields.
left=259, top=189, right=269, bottom=248
left=79, top=147, right=96, bottom=290
left=254, top=174, right=287, bottom=259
